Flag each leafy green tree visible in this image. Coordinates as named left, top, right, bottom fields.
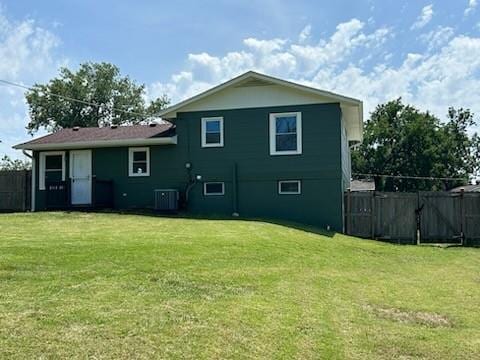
left=0, top=155, right=31, bottom=171
left=25, top=62, right=169, bottom=134
left=352, top=99, right=478, bottom=191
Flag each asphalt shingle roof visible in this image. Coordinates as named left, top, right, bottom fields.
left=16, top=123, right=174, bottom=147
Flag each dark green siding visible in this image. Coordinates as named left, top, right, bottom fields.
left=34, top=103, right=346, bottom=230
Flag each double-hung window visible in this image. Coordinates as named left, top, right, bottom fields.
left=269, top=112, right=302, bottom=155
left=128, top=147, right=150, bottom=177
left=201, top=117, right=224, bottom=147
left=39, top=151, right=65, bottom=190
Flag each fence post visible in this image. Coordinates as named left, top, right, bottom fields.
left=346, top=189, right=352, bottom=235
left=460, top=188, right=466, bottom=246
left=416, top=192, right=421, bottom=245
left=370, top=191, right=375, bottom=239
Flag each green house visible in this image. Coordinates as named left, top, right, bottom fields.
left=14, top=71, right=363, bottom=231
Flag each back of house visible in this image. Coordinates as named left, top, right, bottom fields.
left=14, top=71, right=363, bottom=231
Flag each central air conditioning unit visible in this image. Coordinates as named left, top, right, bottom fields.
left=154, top=189, right=179, bottom=211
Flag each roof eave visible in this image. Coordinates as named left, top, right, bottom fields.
left=13, top=135, right=178, bottom=151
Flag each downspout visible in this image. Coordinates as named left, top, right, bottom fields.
left=232, top=162, right=239, bottom=216
left=22, top=150, right=35, bottom=212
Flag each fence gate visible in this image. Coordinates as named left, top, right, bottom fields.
left=463, top=193, right=480, bottom=245
left=374, top=192, right=418, bottom=244
left=418, top=192, right=463, bottom=244
left=345, top=191, right=418, bottom=244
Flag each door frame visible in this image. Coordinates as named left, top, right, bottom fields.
left=69, top=150, right=92, bottom=205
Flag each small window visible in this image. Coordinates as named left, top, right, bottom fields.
left=201, top=117, right=224, bottom=147
left=269, top=112, right=302, bottom=155
left=129, top=147, right=150, bottom=177
left=39, top=151, right=65, bottom=190
left=204, top=182, right=225, bottom=196
left=278, top=180, right=301, bottom=195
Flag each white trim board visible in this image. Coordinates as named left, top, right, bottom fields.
left=159, top=71, right=363, bottom=142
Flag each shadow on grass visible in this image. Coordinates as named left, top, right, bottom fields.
left=63, top=208, right=336, bottom=238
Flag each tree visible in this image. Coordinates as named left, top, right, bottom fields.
left=352, top=99, right=478, bottom=191
left=25, top=62, right=169, bottom=134
left=0, top=155, right=31, bottom=171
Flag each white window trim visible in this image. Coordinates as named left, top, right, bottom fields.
left=201, top=117, right=224, bottom=148
left=269, top=112, right=302, bottom=155
left=39, top=151, right=66, bottom=190
left=128, top=147, right=150, bottom=177
left=278, top=180, right=302, bottom=195
left=203, top=182, right=225, bottom=196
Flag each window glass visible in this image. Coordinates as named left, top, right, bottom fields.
left=205, top=120, right=221, bottom=145
left=206, top=120, right=221, bottom=133
left=274, top=115, right=298, bottom=152
left=204, top=182, right=224, bottom=195
left=133, top=151, right=147, bottom=162
left=131, top=161, right=147, bottom=174
left=276, top=116, right=297, bottom=133
left=45, top=155, right=63, bottom=170
left=206, top=132, right=221, bottom=144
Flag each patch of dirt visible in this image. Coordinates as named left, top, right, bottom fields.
left=364, top=304, right=452, bottom=327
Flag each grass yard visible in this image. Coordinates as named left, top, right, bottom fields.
left=0, top=212, right=479, bottom=359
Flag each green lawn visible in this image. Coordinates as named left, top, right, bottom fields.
left=0, top=212, right=479, bottom=359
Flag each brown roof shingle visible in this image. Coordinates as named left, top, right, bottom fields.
left=15, top=123, right=175, bottom=148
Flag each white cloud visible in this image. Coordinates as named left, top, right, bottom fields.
left=151, top=18, right=480, bottom=137
left=0, top=7, right=64, bottom=158
left=298, top=24, right=311, bottom=43
left=411, top=4, right=434, bottom=30
left=419, top=26, right=455, bottom=51
left=465, top=0, right=478, bottom=16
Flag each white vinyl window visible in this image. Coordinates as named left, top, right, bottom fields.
left=39, top=151, right=66, bottom=190
left=269, top=112, right=302, bottom=155
left=278, top=180, right=301, bottom=195
left=201, top=117, right=224, bottom=147
left=204, top=182, right=225, bottom=196
left=128, top=147, right=150, bottom=177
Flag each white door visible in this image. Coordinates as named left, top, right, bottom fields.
left=70, top=150, right=92, bottom=205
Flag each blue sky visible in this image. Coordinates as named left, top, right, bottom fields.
left=1, top=0, right=480, bottom=158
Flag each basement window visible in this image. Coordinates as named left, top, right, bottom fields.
left=269, top=112, right=302, bottom=155
left=278, top=180, right=301, bottom=195
left=128, top=147, right=150, bottom=177
left=204, top=182, right=225, bottom=196
left=39, top=151, right=65, bottom=190
left=201, top=117, right=224, bottom=147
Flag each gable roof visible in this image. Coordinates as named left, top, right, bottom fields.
left=159, top=71, right=364, bottom=141
left=14, top=123, right=176, bottom=151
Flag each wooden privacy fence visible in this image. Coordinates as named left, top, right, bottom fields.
left=0, top=170, right=31, bottom=212
left=345, top=191, right=480, bottom=246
